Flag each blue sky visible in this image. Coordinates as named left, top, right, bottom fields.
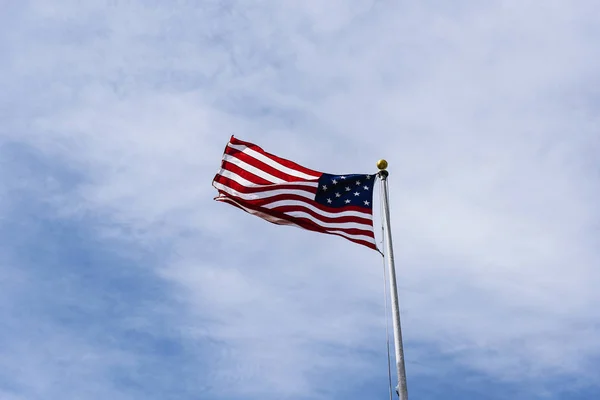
left=1, top=1, right=600, bottom=399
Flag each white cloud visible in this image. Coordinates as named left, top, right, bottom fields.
left=3, top=0, right=600, bottom=398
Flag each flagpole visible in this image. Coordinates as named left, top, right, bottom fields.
left=377, top=159, right=408, bottom=400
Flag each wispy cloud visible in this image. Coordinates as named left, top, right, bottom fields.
left=2, top=0, right=599, bottom=399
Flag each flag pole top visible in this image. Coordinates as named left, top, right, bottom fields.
left=377, top=159, right=389, bottom=179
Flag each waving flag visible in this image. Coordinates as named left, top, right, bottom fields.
left=212, top=136, right=377, bottom=250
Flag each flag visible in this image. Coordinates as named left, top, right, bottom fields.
left=212, top=136, right=377, bottom=250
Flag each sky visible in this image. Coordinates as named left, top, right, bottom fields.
left=1, top=0, right=600, bottom=399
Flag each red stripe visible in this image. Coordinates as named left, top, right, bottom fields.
left=295, top=221, right=375, bottom=239
left=220, top=192, right=316, bottom=208
left=217, top=194, right=374, bottom=237
left=230, top=136, right=321, bottom=177
left=216, top=195, right=377, bottom=250
left=260, top=196, right=372, bottom=216
left=269, top=204, right=373, bottom=225
left=213, top=174, right=318, bottom=195
left=218, top=160, right=274, bottom=186
left=225, top=146, right=318, bottom=183
left=216, top=181, right=371, bottom=216
left=224, top=193, right=371, bottom=217
left=293, top=220, right=375, bottom=238
left=270, top=202, right=373, bottom=216
left=215, top=195, right=247, bottom=212
left=291, top=218, right=376, bottom=248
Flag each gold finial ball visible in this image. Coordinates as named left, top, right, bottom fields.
left=376, top=159, right=388, bottom=170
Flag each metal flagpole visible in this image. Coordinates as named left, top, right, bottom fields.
left=377, top=159, right=408, bottom=400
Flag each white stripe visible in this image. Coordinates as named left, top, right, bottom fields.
left=282, top=210, right=373, bottom=232
left=215, top=179, right=372, bottom=221
left=217, top=196, right=374, bottom=244
left=264, top=199, right=372, bottom=221
left=216, top=196, right=304, bottom=227
left=322, top=229, right=376, bottom=244
left=216, top=169, right=257, bottom=187
left=213, top=181, right=316, bottom=201
left=222, top=154, right=285, bottom=184
left=216, top=169, right=318, bottom=189
left=228, top=143, right=321, bottom=180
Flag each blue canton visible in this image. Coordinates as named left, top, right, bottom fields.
left=314, top=173, right=375, bottom=209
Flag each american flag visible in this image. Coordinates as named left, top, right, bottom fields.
left=212, top=136, right=377, bottom=250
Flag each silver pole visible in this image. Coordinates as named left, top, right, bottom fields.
left=377, top=160, right=408, bottom=400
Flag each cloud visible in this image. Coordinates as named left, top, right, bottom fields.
left=2, top=0, right=600, bottom=399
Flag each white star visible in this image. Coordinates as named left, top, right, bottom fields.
left=364, top=200, right=370, bottom=206
left=335, top=192, right=341, bottom=197
left=355, top=180, right=361, bottom=185
left=345, top=186, right=351, bottom=191
left=354, top=192, right=360, bottom=196
left=327, top=198, right=332, bottom=204
left=322, top=185, right=328, bottom=191
left=366, top=175, right=371, bottom=180
left=340, top=176, right=346, bottom=179
left=363, top=186, right=369, bottom=190
left=344, top=199, right=351, bottom=204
